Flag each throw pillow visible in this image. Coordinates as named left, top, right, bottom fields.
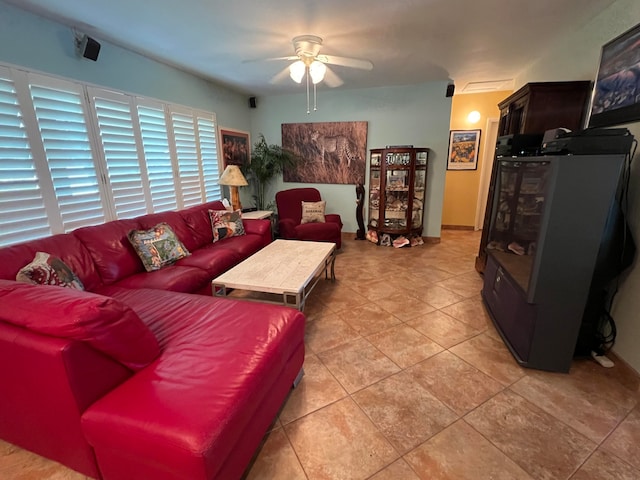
left=209, top=209, right=246, bottom=243
left=16, top=252, right=85, bottom=290
left=128, top=222, right=190, bottom=272
left=301, top=201, right=326, bottom=224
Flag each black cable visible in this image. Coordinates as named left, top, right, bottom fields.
left=595, top=139, right=638, bottom=354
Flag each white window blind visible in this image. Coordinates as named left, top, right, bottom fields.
left=170, top=110, right=202, bottom=207
left=28, top=75, right=106, bottom=232
left=0, top=63, right=222, bottom=247
left=0, top=69, right=52, bottom=245
left=89, top=88, right=147, bottom=219
left=137, top=102, right=177, bottom=211
left=197, top=114, right=221, bottom=201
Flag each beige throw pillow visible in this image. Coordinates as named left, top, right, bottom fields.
left=301, top=201, right=326, bottom=224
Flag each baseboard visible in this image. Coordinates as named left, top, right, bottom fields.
left=343, top=232, right=440, bottom=244
left=441, top=225, right=475, bottom=231
left=609, top=349, right=640, bottom=380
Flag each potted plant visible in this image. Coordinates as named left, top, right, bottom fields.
left=242, top=134, right=299, bottom=210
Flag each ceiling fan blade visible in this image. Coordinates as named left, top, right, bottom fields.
left=323, top=67, right=344, bottom=88
left=242, top=56, right=298, bottom=64
left=269, top=67, right=292, bottom=85
left=317, top=54, right=373, bottom=71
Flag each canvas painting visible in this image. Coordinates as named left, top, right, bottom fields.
left=219, top=128, right=250, bottom=167
left=282, top=121, right=368, bottom=184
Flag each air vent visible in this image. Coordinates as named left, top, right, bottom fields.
left=461, top=80, right=514, bottom=94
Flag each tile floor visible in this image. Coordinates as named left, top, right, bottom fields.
left=2, top=229, right=640, bottom=479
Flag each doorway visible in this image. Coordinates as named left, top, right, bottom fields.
left=474, top=117, right=499, bottom=230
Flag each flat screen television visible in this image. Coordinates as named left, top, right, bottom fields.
left=588, top=22, right=640, bottom=128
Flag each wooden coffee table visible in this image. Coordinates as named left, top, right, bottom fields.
left=212, top=239, right=336, bottom=311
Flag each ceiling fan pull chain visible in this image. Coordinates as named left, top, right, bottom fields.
left=306, top=69, right=310, bottom=114
left=313, top=82, right=318, bottom=111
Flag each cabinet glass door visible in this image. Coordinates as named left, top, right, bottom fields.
left=384, top=168, right=409, bottom=229
left=487, top=159, right=550, bottom=292
left=368, top=167, right=380, bottom=228
left=413, top=168, right=426, bottom=228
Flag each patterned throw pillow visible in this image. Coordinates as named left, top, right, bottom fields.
left=128, top=223, right=190, bottom=272
left=16, top=252, right=85, bottom=290
left=209, top=209, right=246, bottom=243
left=301, top=201, right=326, bottom=224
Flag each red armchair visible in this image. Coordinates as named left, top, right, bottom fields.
left=276, top=188, right=343, bottom=249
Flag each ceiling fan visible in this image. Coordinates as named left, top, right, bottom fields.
left=248, top=35, right=373, bottom=113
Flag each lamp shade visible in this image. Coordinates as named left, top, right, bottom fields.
left=289, top=60, right=306, bottom=83
left=218, top=165, right=248, bottom=186
left=309, top=60, right=326, bottom=84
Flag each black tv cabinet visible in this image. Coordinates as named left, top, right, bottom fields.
left=481, top=154, right=625, bottom=372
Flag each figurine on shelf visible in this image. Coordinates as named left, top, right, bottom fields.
left=355, top=181, right=366, bottom=240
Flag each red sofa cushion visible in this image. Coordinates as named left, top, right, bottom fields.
left=0, top=280, right=159, bottom=371
left=136, top=211, right=195, bottom=253
left=179, top=201, right=226, bottom=250
left=0, top=233, right=102, bottom=291
left=112, top=265, right=210, bottom=293
left=74, top=219, right=144, bottom=285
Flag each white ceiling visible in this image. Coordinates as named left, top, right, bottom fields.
left=6, top=0, right=617, bottom=96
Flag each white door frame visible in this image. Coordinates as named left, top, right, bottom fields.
left=474, top=117, right=499, bottom=230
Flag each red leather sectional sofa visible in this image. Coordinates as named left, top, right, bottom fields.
left=0, top=200, right=306, bottom=479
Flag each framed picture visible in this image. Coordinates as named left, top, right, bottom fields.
left=219, top=128, right=250, bottom=168
left=588, top=22, right=640, bottom=128
left=447, top=130, right=481, bottom=170
left=281, top=121, right=368, bottom=184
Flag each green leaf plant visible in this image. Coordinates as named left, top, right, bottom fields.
left=241, top=134, right=300, bottom=210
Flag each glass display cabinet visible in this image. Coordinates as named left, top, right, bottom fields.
left=368, top=147, right=428, bottom=238
left=482, top=154, right=626, bottom=372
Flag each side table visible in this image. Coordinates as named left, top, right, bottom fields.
left=241, top=210, right=273, bottom=220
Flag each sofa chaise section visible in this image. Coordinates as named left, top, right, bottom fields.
left=0, top=280, right=160, bottom=478
left=80, top=287, right=305, bottom=480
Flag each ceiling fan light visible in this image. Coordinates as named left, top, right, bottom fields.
left=309, top=60, right=326, bottom=84
left=289, top=60, right=305, bottom=83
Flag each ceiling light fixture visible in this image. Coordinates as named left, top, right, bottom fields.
left=290, top=58, right=328, bottom=114
left=467, top=111, right=481, bottom=123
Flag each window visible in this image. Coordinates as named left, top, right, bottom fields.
left=0, top=64, right=222, bottom=247
left=0, top=67, right=51, bottom=246
left=137, top=101, right=177, bottom=211
left=29, top=75, right=107, bottom=232
left=198, top=115, right=220, bottom=202
left=88, top=88, right=147, bottom=219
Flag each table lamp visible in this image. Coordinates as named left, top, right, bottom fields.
left=218, top=165, right=248, bottom=212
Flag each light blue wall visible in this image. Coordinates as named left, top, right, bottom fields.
left=0, top=2, right=452, bottom=238
left=0, top=2, right=251, bottom=132
left=249, top=83, right=453, bottom=237
left=516, top=0, right=640, bottom=372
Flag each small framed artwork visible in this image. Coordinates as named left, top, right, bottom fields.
left=447, top=129, right=481, bottom=170
left=219, top=127, right=250, bottom=168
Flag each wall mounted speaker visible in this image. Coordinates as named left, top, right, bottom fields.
left=249, top=96, right=257, bottom=108
left=446, top=84, right=455, bottom=98
left=78, top=35, right=101, bottom=61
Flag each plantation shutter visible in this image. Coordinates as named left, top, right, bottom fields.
left=28, top=75, right=106, bottom=231
left=170, top=109, right=203, bottom=207
left=0, top=68, right=52, bottom=246
left=197, top=113, right=221, bottom=201
left=89, top=88, right=148, bottom=219
left=137, top=101, right=177, bottom=211
left=0, top=61, right=223, bottom=246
